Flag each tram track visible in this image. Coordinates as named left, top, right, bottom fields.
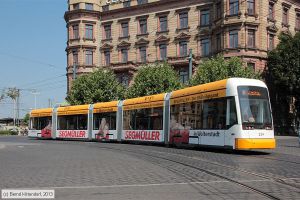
left=95, top=144, right=300, bottom=200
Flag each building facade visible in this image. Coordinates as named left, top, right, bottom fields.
left=65, top=0, right=300, bottom=90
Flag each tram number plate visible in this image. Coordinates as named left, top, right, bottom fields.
left=258, top=132, right=264, bottom=136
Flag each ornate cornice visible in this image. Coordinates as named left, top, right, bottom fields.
left=155, top=35, right=170, bottom=44
left=135, top=38, right=150, bottom=46
left=100, top=43, right=114, bottom=51
left=64, top=9, right=100, bottom=22
left=117, top=41, right=131, bottom=48
left=174, top=32, right=191, bottom=41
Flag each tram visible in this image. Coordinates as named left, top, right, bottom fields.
left=29, top=78, right=276, bottom=150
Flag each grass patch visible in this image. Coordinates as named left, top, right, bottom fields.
left=0, top=130, right=18, bottom=135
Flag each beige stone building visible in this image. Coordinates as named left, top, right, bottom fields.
left=65, top=0, right=300, bottom=90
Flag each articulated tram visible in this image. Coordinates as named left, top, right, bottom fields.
left=29, top=78, right=276, bottom=150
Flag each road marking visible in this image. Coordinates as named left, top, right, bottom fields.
left=8, top=179, right=276, bottom=190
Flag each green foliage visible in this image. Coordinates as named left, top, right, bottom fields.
left=0, top=89, right=5, bottom=102
left=267, top=32, right=300, bottom=95
left=190, top=55, right=261, bottom=86
left=66, top=69, right=125, bottom=105
left=127, top=62, right=182, bottom=98
left=23, top=113, right=30, bottom=125
left=267, top=32, right=300, bottom=135
left=0, top=130, right=17, bottom=135
left=6, top=87, right=19, bottom=101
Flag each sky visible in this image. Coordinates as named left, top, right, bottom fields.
left=0, top=0, right=67, bottom=119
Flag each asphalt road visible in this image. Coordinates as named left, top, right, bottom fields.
left=0, top=136, right=299, bottom=200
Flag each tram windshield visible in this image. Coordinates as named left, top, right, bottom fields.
left=238, top=86, right=272, bottom=129
left=30, top=117, right=51, bottom=130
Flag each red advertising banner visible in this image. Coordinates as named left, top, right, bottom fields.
left=170, top=130, right=189, bottom=144
left=58, top=130, right=87, bottom=138
left=123, top=130, right=162, bottom=141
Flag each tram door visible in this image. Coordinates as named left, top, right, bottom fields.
left=200, top=99, right=226, bottom=146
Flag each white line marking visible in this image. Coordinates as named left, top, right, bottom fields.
left=7, top=179, right=277, bottom=190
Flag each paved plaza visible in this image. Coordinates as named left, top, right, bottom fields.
left=0, top=136, right=299, bottom=200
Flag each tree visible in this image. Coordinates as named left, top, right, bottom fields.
left=66, top=69, right=125, bottom=105
left=23, top=113, right=30, bottom=125
left=127, top=62, right=182, bottom=98
left=267, top=32, right=300, bottom=135
left=0, top=90, right=5, bottom=102
left=190, top=55, right=261, bottom=86
left=6, top=87, right=20, bottom=127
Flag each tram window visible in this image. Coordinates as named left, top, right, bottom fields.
left=171, top=98, right=227, bottom=130
left=171, top=102, right=203, bottom=130
left=58, top=115, right=87, bottom=130
left=93, top=112, right=116, bottom=130
left=203, top=98, right=226, bottom=129
left=30, top=117, right=51, bottom=130
left=228, top=97, right=237, bottom=126
left=123, top=107, right=163, bottom=130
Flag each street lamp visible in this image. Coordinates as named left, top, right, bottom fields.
left=31, top=90, right=40, bottom=109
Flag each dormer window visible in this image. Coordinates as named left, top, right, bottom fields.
left=137, top=0, right=148, bottom=5
left=85, top=3, right=93, bottom=10
left=73, top=3, right=79, bottom=10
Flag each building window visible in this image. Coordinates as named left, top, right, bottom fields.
left=159, top=44, right=167, bottom=60
left=123, top=1, right=131, bottom=8
left=102, top=5, right=109, bottom=11
left=268, top=3, right=274, bottom=20
left=85, top=50, right=93, bottom=65
left=179, top=68, right=189, bottom=83
left=282, top=7, right=288, bottom=25
left=73, top=3, right=79, bottom=10
left=159, top=16, right=168, bottom=32
left=85, top=3, right=93, bottom=10
left=201, top=38, right=210, bottom=57
left=229, top=30, right=238, bottom=48
left=247, top=29, right=255, bottom=48
left=268, top=34, right=275, bottom=50
left=121, top=49, right=128, bottom=63
left=73, top=51, right=78, bottom=65
left=139, top=46, right=147, bottom=63
left=121, top=22, right=129, bottom=37
left=247, top=0, right=255, bottom=15
left=179, top=12, right=188, bottom=29
left=200, top=10, right=210, bottom=26
left=216, top=33, right=221, bottom=51
left=247, top=63, right=255, bottom=71
left=229, top=0, right=239, bottom=15
left=73, top=25, right=79, bottom=39
left=104, top=51, right=110, bottom=66
left=296, top=13, right=300, bottom=30
left=216, top=2, right=221, bottom=19
left=118, top=73, right=129, bottom=87
left=85, top=24, right=93, bottom=39
left=104, top=24, right=111, bottom=39
left=179, top=41, right=188, bottom=56
left=137, top=0, right=147, bottom=5
left=139, top=18, right=147, bottom=34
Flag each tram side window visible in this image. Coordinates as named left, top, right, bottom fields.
left=171, top=98, right=227, bottom=130
left=58, top=115, right=87, bottom=130
left=202, top=98, right=226, bottom=129
left=171, top=102, right=203, bottom=130
left=228, top=97, right=237, bottom=127
left=123, top=107, right=163, bottom=130
left=93, top=112, right=116, bottom=130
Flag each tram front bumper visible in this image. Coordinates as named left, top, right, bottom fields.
left=235, top=138, right=276, bottom=150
